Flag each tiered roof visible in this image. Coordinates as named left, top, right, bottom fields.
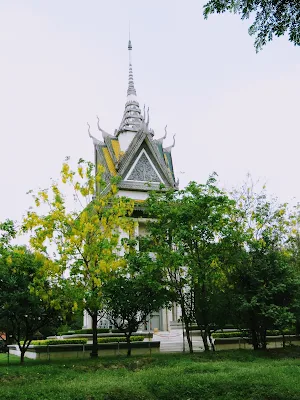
left=88, top=39, right=178, bottom=192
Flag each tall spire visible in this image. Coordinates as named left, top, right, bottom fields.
left=127, top=38, right=137, bottom=97
left=117, top=36, right=144, bottom=139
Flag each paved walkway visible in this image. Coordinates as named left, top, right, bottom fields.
left=152, top=329, right=204, bottom=353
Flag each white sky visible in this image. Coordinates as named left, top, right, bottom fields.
left=1, top=0, right=300, bottom=237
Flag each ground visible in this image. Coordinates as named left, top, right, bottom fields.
left=1, top=348, right=300, bottom=400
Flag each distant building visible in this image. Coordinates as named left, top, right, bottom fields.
left=83, top=38, right=179, bottom=331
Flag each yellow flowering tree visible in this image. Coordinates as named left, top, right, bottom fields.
left=23, top=159, right=134, bottom=357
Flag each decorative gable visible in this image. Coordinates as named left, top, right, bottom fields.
left=125, top=149, right=163, bottom=183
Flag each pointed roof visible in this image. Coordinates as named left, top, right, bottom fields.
left=89, top=36, right=178, bottom=192
left=117, top=39, right=144, bottom=135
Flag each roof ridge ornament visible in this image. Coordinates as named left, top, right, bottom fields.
left=164, top=134, right=176, bottom=152
left=157, top=125, right=168, bottom=143
left=146, top=107, right=150, bottom=127
left=97, top=115, right=113, bottom=138
left=87, top=122, right=104, bottom=146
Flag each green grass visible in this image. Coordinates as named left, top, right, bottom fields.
left=1, top=348, right=300, bottom=399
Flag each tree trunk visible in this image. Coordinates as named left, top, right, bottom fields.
left=125, top=333, right=132, bottom=357
left=194, top=283, right=210, bottom=351
left=282, top=333, right=286, bottom=348
left=261, top=330, right=267, bottom=350
left=208, top=329, right=215, bottom=351
left=201, top=328, right=210, bottom=351
left=90, top=313, right=98, bottom=358
left=185, top=324, right=193, bottom=354
left=251, top=329, right=259, bottom=350
left=180, top=296, right=193, bottom=353
left=20, top=347, right=26, bottom=364
left=296, top=320, right=300, bottom=336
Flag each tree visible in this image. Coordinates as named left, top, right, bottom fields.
left=22, top=159, right=135, bottom=358
left=203, top=0, right=300, bottom=51
left=229, top=179, right=300, bottom=349
left=103, top=244, right=170, bottom=356
left=147, top=175, right=239, bottom=351
left=145, top=190, right=196, bottom=353
left=0, top=246, right=68, bottom=363
left=0, top=219, right=16, bottom=251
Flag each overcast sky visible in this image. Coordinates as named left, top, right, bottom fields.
left=1, top=0, right=300, bottom=235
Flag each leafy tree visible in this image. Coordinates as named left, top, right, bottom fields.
left=103, top=244, right=170, bottom=356
left=145, top=190, right=195, bottom=353
left=230, top=245, right=300, bottom=349
left=0, top=219, right=16, bottom=252
left=229, top=180, right=300, bottom=349
left=203, top=0, right=300, bottom=51
left=0, top=246, right=68, bottom=363
left=22, top=160, right=135, bottom=358
left=147, top=175, right=238, bottom=351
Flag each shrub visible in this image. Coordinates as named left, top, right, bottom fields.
left=212, top=332, right=244, bottom=339
left=111, top=329, right=123, bottom=333
left=212, top=330, right=296, bottom=339
left=58, top=328, right=110, bottom=335
left=97, top=336, right=145, bottom=343
left=29, top=339, right=88, bottom=346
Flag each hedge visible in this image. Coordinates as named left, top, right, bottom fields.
left=212, top=332, right=244, bottom=339
left=212, top=330, right=296, bottom=339
left=189, top=325, right=235, bottom=331
left=29, top=339, right=88, bottom=346
left=97, top=336, right=145, bottom=343
left=59, top=328, right=110, bottom=335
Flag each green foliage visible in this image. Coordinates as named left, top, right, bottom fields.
left=146, top=175, right=239, bottom=351
left=97, top=336, right=145, bottom=343
left=103, top=244, right=170, bottom=355
left=229, top=180, right=300, bottom=349
left=25, top=339, right=88, bottom=346
left=59, top=328, right=110, bottom=335
left=203, top=0, right=300, bottom=51
left=212, top=329, right=296, bottom=338
left=212, top=331, right=244, bottom=338
left=0, top=244, right=70, bottom=362
left=0, top=219, right=16, bottom=250
left=22, top=159, right=135, bottom=358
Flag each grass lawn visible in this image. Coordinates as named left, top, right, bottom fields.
left=1, top=348, right=300, bottom=400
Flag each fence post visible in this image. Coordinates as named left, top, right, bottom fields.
left=47, top=345, right=50, bottom=361
left=7, top=347, right=9, bottom=365
left=83, top=344, right=85, bottom=359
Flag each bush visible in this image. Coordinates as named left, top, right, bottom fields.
left=111, top=329, right=123, bottom=333
left=29, top=339, right=88, bottom=346
left=97, top=336, right=145, bottom=343
left=212, top=332, right=244, bottom=339
left=212, top=330, right=296, bottom=339
left=187, top=324, right=236, bottom=331
left=58, top=328, right=110, bottom=335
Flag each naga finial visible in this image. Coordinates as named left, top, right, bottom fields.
left=146, top=107, right=150, bottom=127
left=172, top=134, right=176, bottom=148
left=143, top=104, right=146, bottom=121
left=156, top=125, right=168, bottom=143
left=164, top=134, right=176, bottom=152
left=163, top=125, right=168, bottom=140
left=87, top=122, right=92, bottom=138
left=87, top=122, right=104, bottom=146
left=97, top=115, right=111, bottom=138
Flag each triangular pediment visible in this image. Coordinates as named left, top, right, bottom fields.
left=125, top=149, right=163, bottom=183
left=116, top=131, right=175, bottom=191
